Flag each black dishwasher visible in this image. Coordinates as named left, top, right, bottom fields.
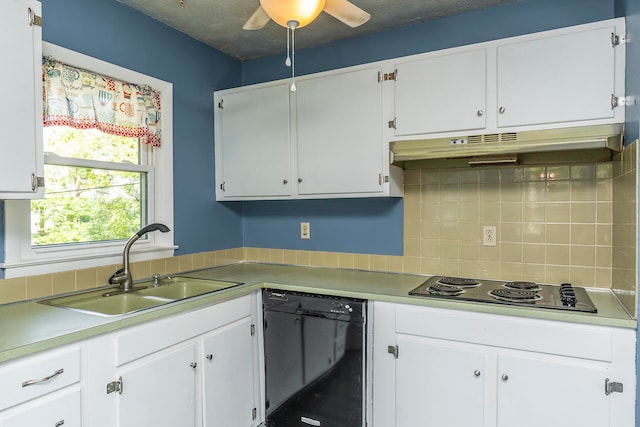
left=263, top=289, right=367, bottom=427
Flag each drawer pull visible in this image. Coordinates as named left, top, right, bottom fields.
left=55, top=421, right=65, bottom=427
left=22, top=368, right=64, bottom=387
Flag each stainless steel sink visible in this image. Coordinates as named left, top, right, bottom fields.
left=39, top=276, right=242, bottom=316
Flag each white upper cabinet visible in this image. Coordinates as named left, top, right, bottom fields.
left=296, top=66, right=386, bottom=196
left=0, top=0, right=43, bottom=199
left=214, top=65, right=403, bottom=201
left=496, top=24, right=621, bottom=128
left=393, top=49, right=487, bottom=136
left=215, top=83, right=292, bottom=199
left=387, top=18, right=625, bottom=142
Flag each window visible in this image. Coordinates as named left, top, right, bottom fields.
left=33, top=128, right=150, bottom=247
left=3, top=43, right=174, bottom=278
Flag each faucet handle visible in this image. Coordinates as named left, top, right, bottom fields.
left=152, top=274, right=161, bottom=287
left=109, top=268, right=126, bottom=285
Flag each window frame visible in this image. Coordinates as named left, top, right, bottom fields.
left=3, top=42, right=175, bottom=278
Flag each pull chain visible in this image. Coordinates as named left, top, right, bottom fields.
left=285, top=27, right=291, bottom=67
left=286, top=20, right=299, bottom=92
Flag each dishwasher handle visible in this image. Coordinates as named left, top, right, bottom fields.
left=295, top=308, right=327, bottom=318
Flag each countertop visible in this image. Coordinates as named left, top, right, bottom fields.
left=0, top=262, right=635, bottom=363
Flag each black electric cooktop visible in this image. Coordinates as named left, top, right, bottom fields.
left=409, top=276, right=597, bottom=313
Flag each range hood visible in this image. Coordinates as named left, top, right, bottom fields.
left=390, top=124, right=623, bottom=163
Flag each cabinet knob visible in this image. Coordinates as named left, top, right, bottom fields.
left=206, top=354, right=213, bottom=361
left=474, top=370, right=481, bottom=377
left=298, top=178, right=303, bottom=183
left=499, top=106, right=506, bottom=114
left=283, top=179, right=288, bottom=184
left=476, top=110, right=484, bottom=117
left=501, top=373, right=509, bottom=381
left=190, top=362, right=198, bottom=369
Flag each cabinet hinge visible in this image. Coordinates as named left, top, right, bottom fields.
left=28, top=7, right=42, bottom=27
left=611, top=32, right=625, bottom=47
left=31, top=174, right=45, bottom=192
left=252, top=407, right=257, bottom=420
left=106, top=376, right=123, bottom=395
left=378, top=173, right=389, bottom=186
left=610, top=94, right=631, bottom=109
left=378, top=69, right=397, bottom=82
left=218, top=99, right=224, bottom=109
left=219, top=181, right=226, bottom=191
left=250, top=323, right=256, bottom=336
left=605, top=378, right=623, bottom=395
left=388, top=117, right=397, bottom=129
left=388, top=345, right=399, bottom=359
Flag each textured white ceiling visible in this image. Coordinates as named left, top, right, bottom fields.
left=118, top=0, right=515, bottom=60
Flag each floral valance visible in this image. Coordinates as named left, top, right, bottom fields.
left=42, top=57, right=161, bottom=147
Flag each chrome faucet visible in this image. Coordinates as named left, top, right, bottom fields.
left=108, top=223, right=170, bottom=293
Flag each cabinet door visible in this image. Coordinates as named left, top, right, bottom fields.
left=395, top=334, right=485, bottom=427
left=117, top=343, right=196, bottom=427
left=496, top=26, right=617, bottom=128
left=0, top=0, right=43, bottom=198
left=202, top=318, right=257, bottom=427
left=296, top=67, right=384, bottom=195
left=394, top=49, right=487, bottom=136
left=497, top=352, right=610, bottom=427
left=216, top=83, right=291, bottom=198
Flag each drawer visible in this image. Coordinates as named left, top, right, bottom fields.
left=1, top=388, right=81, bottom=427
left=0, top=346, right=81, bottom=411
left=395, top=305, right=614, bottom=362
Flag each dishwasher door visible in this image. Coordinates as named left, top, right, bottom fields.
left=263, top=289, right=366, bottom=427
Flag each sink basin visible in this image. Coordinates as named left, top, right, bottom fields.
left=39, top=276, right=242, bottom=316
left=39, top=290, right=169, bottom=316
left=136, top=277, right=241, bottom=300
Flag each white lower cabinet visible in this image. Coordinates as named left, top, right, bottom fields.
left=372, top=301, right=636, bottom=427
left=0, top=343, right=82, bottom=427
left=116, top=343, right=197, bottom=427
left=202, top=317, right=257, bottom=426
left=85, top=293, right=262, bottom=427
left=395, top=335, right=485, bottom=427
left=495, top=352, right=610, bottom=427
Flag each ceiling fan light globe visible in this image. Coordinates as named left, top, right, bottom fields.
left=259, top=0, right=326, bottom=28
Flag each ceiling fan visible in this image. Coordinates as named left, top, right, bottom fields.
left=243, top=0, right=371, bottom=31
left=243, top=0, right=371, bottom=92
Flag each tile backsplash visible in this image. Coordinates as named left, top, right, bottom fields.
left=612, top=141, right=638, bottom=315
left=403, top=162, right=616, bottom=287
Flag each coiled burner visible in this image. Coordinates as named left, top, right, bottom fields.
left=489, top=288, right=542, bottom=303
left=503, top=281, right=541, bottom=291
left=428, top=283, right=465, bottom=296
left=438, top=277, right=480, bottom=287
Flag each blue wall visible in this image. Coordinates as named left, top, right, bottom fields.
left=240, top=0, right=617, bottom=256
left=243, top=199, right=403, bottom=254
left=39, top=0, right=244, bottom=255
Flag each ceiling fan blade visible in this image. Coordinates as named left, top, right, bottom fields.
left=243, top=6, right=271, bottom=30
left=323, top=0, right=371, bottom=28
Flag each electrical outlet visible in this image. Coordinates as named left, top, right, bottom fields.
left=483, top=225, right=497, bottom=246
left=300, top=222, right=310, bottom=239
